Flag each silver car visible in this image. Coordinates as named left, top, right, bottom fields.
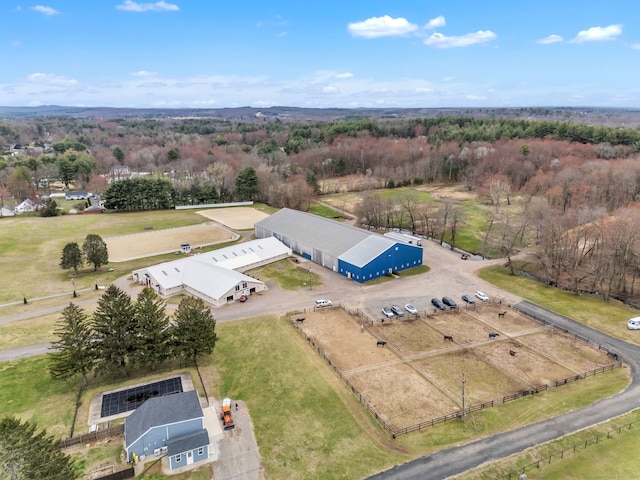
left=382, top=307, right=394, bottom=318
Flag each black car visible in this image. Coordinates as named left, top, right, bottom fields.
left=442, top=296, right=457, bottom=308
left=461, top=294, right=475, bottom=304
left=431, top=298, right=447, bottom=310
left=390, top=304, right=405, bottom=317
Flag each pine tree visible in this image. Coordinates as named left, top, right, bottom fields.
left=60, top=242, right=83, bottom=273
left=48, top=303, right=95, bottom=385
left=82, top=233, right=109, bottom=271
left=171, top=296, right=218, bottom=365
left=92, top=285, right=135, bottom=375
left=0, top=416, right=80, bottom=480
left=132, top=288, right=170, bottom=370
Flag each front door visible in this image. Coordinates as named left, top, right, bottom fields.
left=186, top=451, right=193, bottom=465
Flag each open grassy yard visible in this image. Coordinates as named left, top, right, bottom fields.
left=0, top=210, right=215, bottom=304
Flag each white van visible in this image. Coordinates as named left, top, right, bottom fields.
left=314, top=299, right=332, bottom=308
left=628, top=317, right=640, bottom=330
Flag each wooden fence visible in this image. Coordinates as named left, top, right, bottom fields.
left=94, top=466, right=135, bottom=480
left=497, top=421, right=637, bottom=479
left=57, top=424, right=124, bottom=450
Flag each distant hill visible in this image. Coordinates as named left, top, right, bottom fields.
left=1, top=105, right=640, bottom=127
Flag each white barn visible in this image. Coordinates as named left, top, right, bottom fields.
left=132, top=237, right=291, bottom=306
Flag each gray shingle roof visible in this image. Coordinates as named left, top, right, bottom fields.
left=125, top=390, right=203, bottom=448
left=166, top=429, right=210, bottom=456
left=255, top=208, right=370, bottom=257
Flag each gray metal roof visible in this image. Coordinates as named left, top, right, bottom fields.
left=255, top=208, right=371, bottom=257
left=166, top=429, right=210, bottom=456
left=338, top=235, right=398, bottom=267
left=125, top=390, right=203, bottom=448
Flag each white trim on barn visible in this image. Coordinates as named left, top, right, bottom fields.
left=132, top=237, right=291, bottom=306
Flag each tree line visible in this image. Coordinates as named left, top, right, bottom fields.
left=48, top=285, right=219, bottom=385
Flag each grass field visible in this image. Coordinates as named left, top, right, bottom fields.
left=0, top=210, right=215, bottom=304
left=2, top=204, right=640, bottom=478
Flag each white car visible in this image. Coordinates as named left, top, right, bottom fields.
left=628, top=317, right=640, bottom=330
left=314, top=299, right=332, bottom=308
left=475, top=291, right=490, bottom=302
left=382, top=307, right=394, bottom=318
left=405, top=304, right=418, bottom=315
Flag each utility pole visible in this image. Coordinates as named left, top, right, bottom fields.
left=462, top=373, right=466, bottom=422
left=309, top=267, right=312, bottom=290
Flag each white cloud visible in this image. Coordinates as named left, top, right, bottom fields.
left=424, top=15, right=445, bottom=29
left=466, top=94, right=487, bottom=100
left=31, top=5, right=60, bottom=15
left=631, top=43, right=640, bottom=50
left=130, top=70, right=157, bottom=77
left=425, top=30, right=497, bottom=48
left=335, top=72, right=354, bottom=79
left=348, top=15, right=418, bottom=38
left=538, top=34, right=563, bottom=45
left=27, top=73, right=78, bottom=86
left=116, top=1, right=179, bottom=12
left=10, top=40, right=22, bottom=47
left=571, top=24, right=622, bottom=43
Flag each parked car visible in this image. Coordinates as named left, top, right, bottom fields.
left=315, top=299, right=332, bottom=308
left=405, top=304, right=419, bottom=315
left=475, top=291, right=490, bottom=302
left=442, top=296, right=457, bottom=308
left=628, top=317, right=640, bottom=330
left=391, top=304, right=404, bottom=317
left=238, top=295, right=248, bottom=302
left=382, top=306, right=394, bottom=318
left=461, top=294, right=475, bottom=304
left=431, top=298, right=447, bottom=310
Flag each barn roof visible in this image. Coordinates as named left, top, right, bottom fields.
left=255, top=208, right=370, bottom=257
left=339, top=235, right=398, bottom=267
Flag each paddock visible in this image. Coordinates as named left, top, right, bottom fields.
left=293, top=304, right=618, bottom=433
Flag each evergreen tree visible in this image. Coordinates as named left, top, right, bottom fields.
left=92, top=285, right=135, bottom=375
left=0, top=416, right=80, bottom=480
left=132, top=288, right=170, bottom=370
left=48, top=303, right=95, bottom=385
left=40, top=198, right=59, bottom=217
left=171, top=296, right=218, bottom=365
left=82, top=234, right=109, bottom=271
left=60, top=242, right=83, bottom=273
left=235, top=166, right=259, bottom=201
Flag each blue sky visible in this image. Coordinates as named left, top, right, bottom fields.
left=2, top=1, right=640, bottom=109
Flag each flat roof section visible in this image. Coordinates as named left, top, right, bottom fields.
left=100, top=377, right=183, bottom=418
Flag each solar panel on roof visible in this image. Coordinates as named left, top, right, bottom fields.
left=100, top=377, right=183, bottom=418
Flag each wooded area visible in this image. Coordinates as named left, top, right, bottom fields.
left=3, top=110, right=640, bottom=303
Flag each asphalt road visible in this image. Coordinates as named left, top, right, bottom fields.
left=2, top=238, right=639, bottom=479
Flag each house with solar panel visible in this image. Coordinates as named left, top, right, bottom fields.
left=254, top=208, right=423, bottom=283
left=124, top=390, right=210, bottom=471
left=131, top=236, right=291, bottom=306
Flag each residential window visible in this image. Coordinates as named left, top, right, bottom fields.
left=175, top=454, right=182, bottom=463
left=242, top=282, right=247, bottom=288
left=235, top=285, right=240, bottom=291
left=198, top=447, right=204, bottom=456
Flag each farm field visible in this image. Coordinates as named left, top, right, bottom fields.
left=295, top=303, right=618, bottom=434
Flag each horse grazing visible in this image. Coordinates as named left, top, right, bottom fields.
left=376, top=340, right=387, bottom=347
left=509, top=349, right=517, bottom=356
left=488, top=332, right=499, bottom=339
left=295, top=317, right=305, bottom=323
left=443, top=335, right=454, bottom=342
left=498, top=311, right=507, bottom=318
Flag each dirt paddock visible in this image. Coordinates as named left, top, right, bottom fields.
left=106, top=223, right=236, bottom=262
left=294, top=304, right=617, bottom=431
